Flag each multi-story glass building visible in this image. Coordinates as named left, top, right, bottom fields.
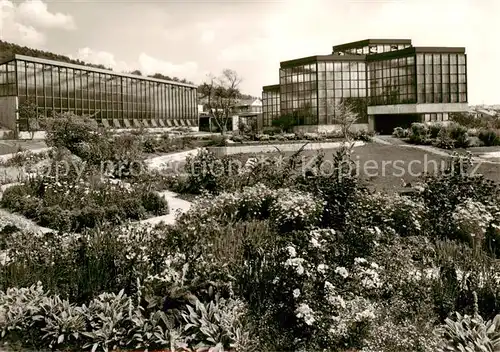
left=262, top=39, right=468, bottom=134
left=262, top=85, right=280, bottom=127
left=0, top=54, right=199, bottom=132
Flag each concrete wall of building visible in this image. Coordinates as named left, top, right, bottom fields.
left=367, top=103, right=468, bottom=115
left=0, top=96, right=18, bottom=131
left=293, top=123, right=369, bottom=134
left=232, top=115, right=239, bottom=131
left=368, top=116, right=375, bottom=132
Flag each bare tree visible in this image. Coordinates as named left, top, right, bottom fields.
left=329, top=99, right=360, bottom=141
left=198, top=69, right=242, bottom=135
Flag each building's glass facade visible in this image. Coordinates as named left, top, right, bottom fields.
left=368, top=55, right=417, bottom=105
left=334, top=44, right=411, bottom=56
left=279, top=63, right=318, bottom=125
left=416, top=53, right=467, bottom=104
left=0, top=55, right=198, bottom=130
left=0, top=61, right=16, bottom=96
left=262, top=85, right=280, bottom=127
left=317, top=60, right=367, bottom=124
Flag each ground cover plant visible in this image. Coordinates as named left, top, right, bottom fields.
left=2, top=118, right=500, bottom=350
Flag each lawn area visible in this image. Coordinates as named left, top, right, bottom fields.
left=221, top=143, right=500, bottom=193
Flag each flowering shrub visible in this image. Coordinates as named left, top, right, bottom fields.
left=269, top=188, right=324, bottom=232
left=178, top=183, right=323, bottom=233
left=387, top=194, right=427, bottom=237
left=184, top=149, right=241, bottom=194
left=452, top=199, right=496, bottom=246
left=392, top=127, right=408, bottom=139
left=421, top=152, right=500, bottom=243
left=240, top=225, right=383, bottom=351
left=408, top=123, right=431, bottom=144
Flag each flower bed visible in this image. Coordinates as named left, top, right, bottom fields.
left=0, top=174, right=168, bottom=232
left=3, top=133, right=500, bottom=351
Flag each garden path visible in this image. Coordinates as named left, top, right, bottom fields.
left=0, top=208, right=53, bottom=234
left=139, top=190, right=192, bottom=226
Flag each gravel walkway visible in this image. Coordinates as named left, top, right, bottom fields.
left=0, top=209, right=54, bottom=234
left=139, top=190, right=192, bottom=226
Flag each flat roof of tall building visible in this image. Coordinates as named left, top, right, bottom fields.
left=332, top=39, right=412, bottom=51
left=280, top=54, right=366, bottom=68
left=263, top=84, right=280, bottom=91
left=367, top=46, right=466, bottom=60
left=0, top=54, right=198, bottom=88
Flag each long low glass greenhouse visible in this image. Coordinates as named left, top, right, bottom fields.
left=0, top=54, right=199, bottom=131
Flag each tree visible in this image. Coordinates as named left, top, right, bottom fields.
left=271, top=103, right=317, bottom=133
left=17, top=98, right=41, bottom=140
left=330, top=99, right=361, bottom=140
left=198, top=69, right=242, bottom=135
left=130, top=70, right=142, bottom=76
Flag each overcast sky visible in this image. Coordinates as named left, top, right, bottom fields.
left=0, top=0, right=498, bottom=104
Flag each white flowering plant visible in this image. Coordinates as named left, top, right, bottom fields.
left=269, top=188, right=325, bottom=232
left=420, top=154, right=500, bottom=244
left=178, top=183, right=324, bottom=234
left=243, top=225, right=384, bottom=351
left=452, top=199, right=497, bottom=246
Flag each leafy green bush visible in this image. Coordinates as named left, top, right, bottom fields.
left=448, top=123, right=470, bottom=148
left=434, top=127, right=455, bottom=150
left=478, top=129, right=500, bottom=146
left=204, top=135, right=227, bottom=147
left=44, top=113, right=100, bottom=155
left=44, top=113, right=146, bottom=179
left=408, top=123, right=431, bottom=144
left=261, top=126, right=282, bottom=135
left=392, top=127, right=408, bottom=138
left=351, top=129, right=374, bottom=142
left=429, top=123, right=444, bottom=139
left=271, top=113, right=298, bottom=133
